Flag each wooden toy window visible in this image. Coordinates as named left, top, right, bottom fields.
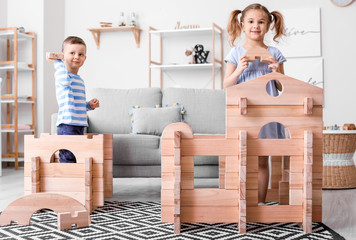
left=194, top=156, right=219, bottom=188
left=258, top=122, right=290, bottom=139
left=266, top=79, right=283, bottom=97
left=50, top=149, right=76, bottom=163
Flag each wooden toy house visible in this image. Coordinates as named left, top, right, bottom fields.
left=161, top=72, right=323, bottom=233
left=24, top=133, right=113, bottom=212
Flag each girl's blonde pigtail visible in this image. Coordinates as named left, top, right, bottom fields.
left=270, top=11, right=286, bottom=43
left=227, top=10, right=242, bottom=46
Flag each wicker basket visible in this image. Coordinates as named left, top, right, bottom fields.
left=323, top=131, right=356, bottom=189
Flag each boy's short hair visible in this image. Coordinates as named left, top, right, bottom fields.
left=62, top=36, right=86, bottom=52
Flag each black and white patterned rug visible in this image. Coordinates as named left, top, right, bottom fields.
left=0, top=201, right=345, bottom=240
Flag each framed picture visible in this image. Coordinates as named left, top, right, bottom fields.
left=267, top=8, right=321, bottom=58
left=284, top=58, right=324, bottom=88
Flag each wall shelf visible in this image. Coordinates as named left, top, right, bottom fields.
left=0, top=62, right=34, bottom=71
left=88, top=26, right=142, bottom=49
left=150, top=63, right=221, bottom=70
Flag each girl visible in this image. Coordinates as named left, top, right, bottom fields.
left=224, top=3, right=286, bottom=205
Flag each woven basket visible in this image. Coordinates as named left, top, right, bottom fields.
left=323, top=133, right=356, bottom=189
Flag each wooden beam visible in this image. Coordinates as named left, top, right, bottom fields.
left=174, top=131, right=181, bottom=234
left=239, top=131, right=247, bottom=233
left=31, top=157, right=40, bottom=193
left=303, top=130, right=313, bottom=233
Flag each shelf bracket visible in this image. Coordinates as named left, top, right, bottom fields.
left=90, top=31, right=101, bottom=49
left=132, top=28, right=141, bottom=48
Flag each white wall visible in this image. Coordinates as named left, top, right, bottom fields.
left=63, top=0, right=356, bottom=127
left=0, top=0, right=6, bottom=28
left=3, top=0, right=356, bottom=133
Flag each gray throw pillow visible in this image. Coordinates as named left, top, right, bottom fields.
left=130, top=106, right=182, bottom=135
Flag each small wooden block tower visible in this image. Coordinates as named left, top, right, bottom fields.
left=244, top=47, right=272, bottom=63
left=161, top=72, right=323, bottom=234
left=24, top=133, right=113, bottom=212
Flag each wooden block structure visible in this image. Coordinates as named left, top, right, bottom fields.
left=161, top=72, right=323, bottom=234
left=244, top=47, right=272, bottom=63
left=0, top=193, right=90, bottom=230
left=24, top=133, right=113, bottom=213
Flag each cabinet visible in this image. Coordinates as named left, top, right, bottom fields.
left=149, top=23, right=223, bottom=89
left=0, top=27, right=36, bottom=170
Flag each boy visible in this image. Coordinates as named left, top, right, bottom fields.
left=46, top=36, right=99, bottom=163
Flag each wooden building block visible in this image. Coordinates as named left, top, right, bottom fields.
left=24, top=134, right=112, bottom=212
left=225, top=172, right=239, bottom=190
left=289, top=189, right=303, bottom=206
left=31, top=157, right=40, bottom=193
left=239, top=131, right=247, bottom=233
left=304, top=97, right=313, bottom=115
left=85, top=158, right=93, bottom=212
left=103, top=134, right=113, bottom=198
left=279, top=181, right=289, bottom=205
left=162, top=206, right=240, bottom=223
left=303, top=130, right=313, bottom=233
left=173, top=131, right=181, bottom=234
left=244, top=47, right=272, bottom=63
left=0, top=193, right=90, bottom=229
left=58, top=210, right=90, bottom=230
left=219, top=156, right=226, bottom=189
left=161, top=70, right=323, bottom=233
left=247, top=206, right=302, bottom=222
left=239, top=97, right=247, bottom=115
left=303, top=199, right=313, bottom=233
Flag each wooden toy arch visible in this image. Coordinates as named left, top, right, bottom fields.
left=24, top=133, right=113, bottom=212
left=0, top=193, right=90, bottom=230
left=161, top=72, right=323, bottom=234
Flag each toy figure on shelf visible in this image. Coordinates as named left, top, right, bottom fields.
left=193, top=44, right=209, bottom=64
left=185, top=48, right=196, bottom=64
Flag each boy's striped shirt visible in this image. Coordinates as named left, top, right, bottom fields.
left=54, top=60, right=91, bottom=126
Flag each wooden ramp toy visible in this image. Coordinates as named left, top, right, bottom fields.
left=24, top=133, right=113, bottom=213
left=161, top=72, right=323, bottom=234
left=244, top=47, right=272, bottom=63
left=0, top=193, right=90, bottom=230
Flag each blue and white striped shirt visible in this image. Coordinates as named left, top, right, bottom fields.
left=54, top=60, right=91, bottom=126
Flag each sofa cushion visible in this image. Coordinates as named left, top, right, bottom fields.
left=86, top=88, right=162, bottom=134
left=130, top=106, right=182, bottom=135
left=113, top=134, right=161, bottom=165
left=162, top=88, right=225, bottom=134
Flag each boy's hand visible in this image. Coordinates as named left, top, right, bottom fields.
left=46, top=52, right=63, bottom=63
left=89, top=98, right=100, bottom=109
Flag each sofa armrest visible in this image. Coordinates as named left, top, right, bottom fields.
left=51, top=113, right=58, bottom=135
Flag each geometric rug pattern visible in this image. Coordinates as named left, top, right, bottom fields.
left=0, top=201, right=345, bottom=240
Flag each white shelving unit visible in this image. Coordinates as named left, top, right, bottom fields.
left=0, top=27, right=36, bottom=170
left=149, top=23, right=223, bottom=89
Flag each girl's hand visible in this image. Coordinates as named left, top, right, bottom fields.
left=235, top=56, right=249, bottom=75
left=89, top=98, right=100, bottom=109
left=266, top=56, right=280, bottom=72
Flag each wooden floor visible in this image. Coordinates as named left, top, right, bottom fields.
left=0, top=167, right=355, bottom=239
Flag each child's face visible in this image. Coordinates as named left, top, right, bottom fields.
left=241, top=9, right=270, bottom=42
left=62, top=43, right=86, bottom=74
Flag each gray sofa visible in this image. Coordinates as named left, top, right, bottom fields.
left=51, top=87, right=225, bottom=178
